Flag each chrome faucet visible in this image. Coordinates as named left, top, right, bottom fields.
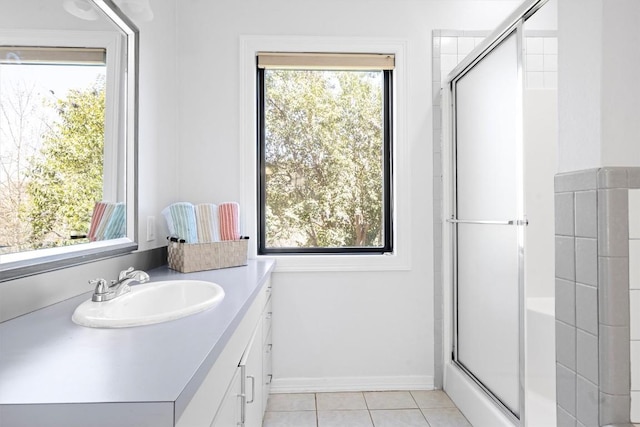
left=90, top=267, right=150, bottom=302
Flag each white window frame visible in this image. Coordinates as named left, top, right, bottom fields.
left=240, top=35, right=411, bottom=272
left=0, top=29, right=134, bottom=274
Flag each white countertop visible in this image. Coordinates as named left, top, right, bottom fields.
left=0, top=260, right=275, bottom=427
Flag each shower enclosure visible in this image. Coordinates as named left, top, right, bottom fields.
left=442, top=0, right=556, bottom=425
left=450, top=27, right=524, bottom=421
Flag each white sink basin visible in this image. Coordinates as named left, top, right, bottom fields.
left=72, top=280, right=225, bottom=328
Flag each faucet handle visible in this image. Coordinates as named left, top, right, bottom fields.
left=118, top=267, right=135, bottom=281
left=89, top=278, right=108, bottom=294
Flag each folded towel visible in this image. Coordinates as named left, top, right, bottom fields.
left=219, top=202, right=240, bottom=241
left=103, top=202, right=126, bottom=240
left=195, top=203, right=220, bottom=243
left=93, top=202, right=116, bottom=241
left=161, top=205, right=175, bottom=236
left=165, top=202, right=198, bottom=243
left=88, top=201, right=109, bottom=241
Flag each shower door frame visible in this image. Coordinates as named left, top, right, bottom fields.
left=444, top=0, right=548, bottom=424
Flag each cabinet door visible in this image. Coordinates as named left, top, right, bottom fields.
left=262, top=329, right=273, bottom=414
left=211, top=367, right=242, bottom=427
left=240, top=324, right=263, bottom=427
left=261, top=291, right=273, bottom=414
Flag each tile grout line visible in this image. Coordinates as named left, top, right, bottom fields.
left=363, top=391, right=376, bottom=427
left=409, top=390, right=431, bottom=425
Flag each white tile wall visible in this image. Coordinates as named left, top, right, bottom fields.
left=527, top=54, right=544, bottom=71
left=439, top=36, right=486, bottom=77
left=543, top=37, right=558, bottom=54
left=526, top=37, right=544, bottom=54
left=457, top=37, right=475, bottom=55
left=438, top=35, right=557, bottom=89
left=440, top=54, right=458, bottom=76
left=525, top=37, right=557, bottom=90
left=544, top=54, right=558, bottom=72
left=441, top=37, right=457, bottom=55
left=630, top=189, right=640, bottom=423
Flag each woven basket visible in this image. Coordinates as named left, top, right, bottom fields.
left=167, top=239, right=248, bottom=273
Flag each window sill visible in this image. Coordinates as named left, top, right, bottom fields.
left=0, top=238, right=138, bottom=282
left=256, top=252, right=410, bottom=273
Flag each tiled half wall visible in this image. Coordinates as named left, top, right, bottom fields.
left=554, top=167, right=640, bottom=426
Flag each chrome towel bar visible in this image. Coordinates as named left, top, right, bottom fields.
left=446, top=217, right=528, bottom=226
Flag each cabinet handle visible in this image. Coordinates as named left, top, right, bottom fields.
left=266, top=374, right=273, bottom=385
left=266, top=344, right=272, bottom=353
left=266, top=312, right=272, bottom=320
left=246, top=375, right=256, bottom=404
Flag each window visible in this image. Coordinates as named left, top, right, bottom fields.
left=257, top=52, right=394, bottom=255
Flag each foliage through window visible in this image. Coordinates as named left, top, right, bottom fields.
left=257, top=53, right=393, bottom=254
left=0, top=50, right=107, bottom=255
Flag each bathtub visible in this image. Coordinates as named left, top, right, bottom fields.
left=525, top=297, right=557, bottom=427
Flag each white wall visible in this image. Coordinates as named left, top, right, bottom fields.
left=600, top=0, right=640, bottom=168
left=524, top=89, right=557, bottom=298
left=557, top=0, right=602, bottom=173
left=175, top=0, right=521, bottom=390
left=134, top=0, right=180, bottom=251
left=0, top=0, right=113, bottom=31
left=558, top=0, right=640, bottom=173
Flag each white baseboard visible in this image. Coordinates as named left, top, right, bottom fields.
left=270, top=375, right=434, bottom=394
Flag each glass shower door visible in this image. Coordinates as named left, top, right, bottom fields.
left=451, top=29, right=524, bottom=419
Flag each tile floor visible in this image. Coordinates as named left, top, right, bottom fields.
left=263, top=390, right=472, bottom=427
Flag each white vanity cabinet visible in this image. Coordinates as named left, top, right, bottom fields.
left=0, top=261, right=277, bottom=427
left=177, top=278, right=272, bottom=427
left=238, top=278, right=273, bottom=427
left=262, top=287, right=273, bottom=414
left=211, top=367, right=242, bottom=427
left=239, top=323, right=263, bottom=426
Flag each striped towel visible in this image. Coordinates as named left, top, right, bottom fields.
left=103, top=202, right=126, bottom=239
left=161, top=205, right=175, bottom=236
left=219, top=202, right=240, bottom=241
left=93, top=202, right=116, bottom=241
left=195, top=203, right=220, bottom=243
left=88, top=201, right=109, bottom=241
left=166, top=202, right=198, bottom=243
